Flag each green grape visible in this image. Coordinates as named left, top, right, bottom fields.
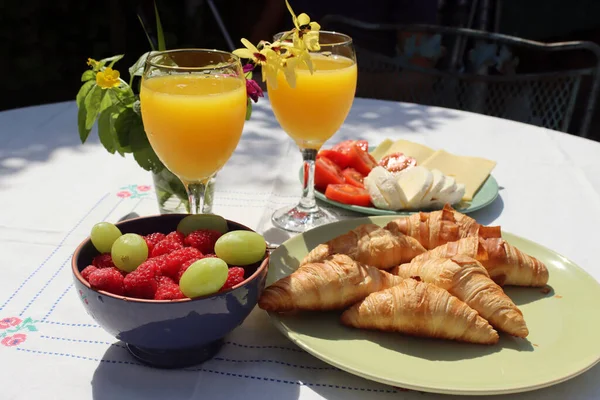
left=214, top=231, right=266, bottom=266
left=111, top=233, right=148, bottom=272
left=179, top=258, right=228, bottom=298
left=90, top=222, right=123, bottom=253
left=177, top=214, right=228, bottom=235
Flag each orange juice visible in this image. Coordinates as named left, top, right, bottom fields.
left=140, top=74, right=246, bottom=183
left=268, top=54, right=357, bottom=149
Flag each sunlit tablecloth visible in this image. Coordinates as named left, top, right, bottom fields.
left=1, top=96, right=599, bottom=400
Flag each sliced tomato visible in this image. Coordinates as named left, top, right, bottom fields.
left=342, top=168, right=365, bottom=188
left=379, top=152, right=417, bottom=173
left=347, top=143, right=378, bottom=175
left=317, top=149, right=352, bottom=169
left=325, top=184, right=372, bottom=207
left=314, top=156, right=345, bottom=192
left=332, top=139, right=369, bottom=153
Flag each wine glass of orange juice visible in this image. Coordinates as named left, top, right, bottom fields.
left=140, top=49, right=247, bottom=214
left=268, top=32, right=357, bottom=232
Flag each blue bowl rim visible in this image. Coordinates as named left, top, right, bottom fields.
left=71, top=213, right=270, bottom=304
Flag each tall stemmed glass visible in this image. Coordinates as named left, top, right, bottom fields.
left=269, top=32, right=357, bottom=232
left=140, top=49, right=247, bottom=214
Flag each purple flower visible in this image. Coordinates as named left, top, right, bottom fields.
left=245, top=79, right=264, bottom=103
left=243, top=64, right=254, bottom=74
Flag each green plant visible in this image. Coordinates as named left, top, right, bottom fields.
left=75, top=3, right=256, bottom=211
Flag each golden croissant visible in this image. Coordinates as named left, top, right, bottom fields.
left=391, top=255, right=528, bottom=337
left=258, top=254, right=404, bottom=312
left=410, top=236, right=548, bottom=287
left=385, top=204, right=502, bottom=250
left=300, top=223, right=426, bottom=270
left=341, top=278, right=499, bottom=345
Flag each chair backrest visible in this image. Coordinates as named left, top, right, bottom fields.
left=321, top=15, right=600, bottom=138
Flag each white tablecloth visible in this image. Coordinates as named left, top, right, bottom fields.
left=1, top=97, right=599, bottom=399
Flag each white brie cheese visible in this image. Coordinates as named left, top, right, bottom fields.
left=395, top=166, right=433, bottom=209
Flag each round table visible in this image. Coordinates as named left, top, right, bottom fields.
left=1, top=97, right=599, bottom=400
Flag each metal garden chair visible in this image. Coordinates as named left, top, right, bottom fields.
left=321, top=15, right=600, bottom=138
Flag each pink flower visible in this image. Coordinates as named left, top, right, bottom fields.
left=246, top=79, right=264, bottom=103
left=0, top=317, right=21, bottom=329
left=1, top=334, right=26, bottom=347
left=137, top=185, right=152, bottom=192
left=116, top=191, right=132, bottom=198
left=243, top=64, right=254, bottom=74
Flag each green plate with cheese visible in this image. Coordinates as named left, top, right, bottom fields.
left=307, top=138, right=500, bottom=215
left=314, top=174, right=499, bottom=216
left=266, top=216, right=600, bottom=395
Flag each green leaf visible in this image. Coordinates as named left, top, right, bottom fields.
left=154, top=1, right=166, bottom=51
left=114, top=107, right=137, bottom=148
left=84, top=86, right=105, bottom=130
left=26, top=325, right=37, bottom=332
left=21, top=317, right=33, bottom=325
left=76, top=80, right=95, bottom=109
left=97, top=109, right=115, bottom=154
left=98, top=54, right=124, bottom=68
left=245, top=97, right=252, bottom=120
left=138, top=14, right=156, bottom=51
left=81, top=70, right=95, bottom=82
left=99, top=89, right=117, bottom=115
left=130, top=122, right=164, bottom=172
left=78, top=103, right=92, bottom=143
left=128, top=51, right=152, bottom=86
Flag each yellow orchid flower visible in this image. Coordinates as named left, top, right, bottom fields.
left=261, top=47, right=283, bottom=89
left=233, top=39, right=269, bottom=65
left=285, top=0, right=321, bottom=51
left=96, top=67, right=121, bottom=89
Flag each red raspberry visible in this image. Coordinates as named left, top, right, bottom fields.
left=81, top=265, right=98, bottom=281
left=154, top=276, right=185, bottom=300
left=88, top=268, right=125, bottom=296
left=144, top=232, right=166, bottom=253
left=184, top=230, right=222, bottom=254
left=123, top=260, right=160, bottom=299
left=166, top=231, right=184, bottom=244
left=150, top=238, right=184, bottom=257
left=161, top=247, right=203, bottom=279
left=220, top=267, right=245, bottom=291
left=92, top=253, right=116, bottom=269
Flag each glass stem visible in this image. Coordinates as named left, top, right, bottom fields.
left=186, top=182, right=207, bottom=214
left=298, top=148, right=318, bottom=211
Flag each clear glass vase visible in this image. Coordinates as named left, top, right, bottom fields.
left=152, top=168, right=215, bottom=214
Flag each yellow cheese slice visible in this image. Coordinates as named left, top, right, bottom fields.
left=420, top=150, right=496, bottom=201
left=377, top=139, right=436, bottom=164
left=370, top=139, right=393, bottom=160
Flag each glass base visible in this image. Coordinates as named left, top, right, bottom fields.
left=271, top=204, right=335, bottom=233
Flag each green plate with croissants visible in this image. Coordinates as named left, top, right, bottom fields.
left=264, top=215, right=600, bottom=395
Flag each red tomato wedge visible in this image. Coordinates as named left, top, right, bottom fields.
left=332, top=139, right=369, bottom=153
left=314, top=156, right=345, bottom=191
left=379, top=152, right=417, bottom=173
left=347, top=143, right=378, bottom=175
left=342, top=168, right=365, bottom=188
left=325, top=184, right=372, bottom=207
left=317, top=149, right=352, bottom=169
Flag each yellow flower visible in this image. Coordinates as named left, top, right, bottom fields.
left=96, top=67, right=121, bottom=89
left=285, top=0, right=321, bottom=51
left=261, top=48, right=283, bottom=89
left=87, top=58, right=99, bottom=69
left=233, top=39, right=269, bottom=65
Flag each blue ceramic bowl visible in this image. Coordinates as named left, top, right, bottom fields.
left=71, top=214, right=269, bottom=369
